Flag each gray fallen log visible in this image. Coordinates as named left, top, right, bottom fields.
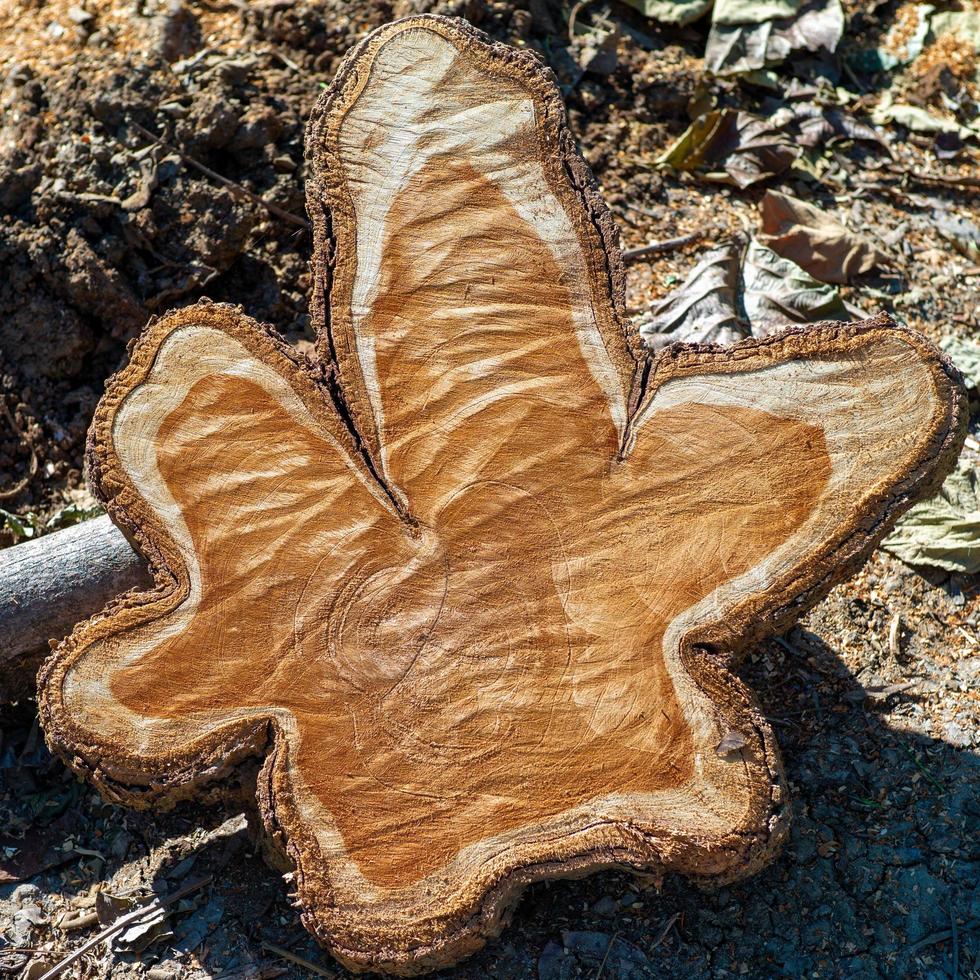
left=0, top=515, right=149, bottom=699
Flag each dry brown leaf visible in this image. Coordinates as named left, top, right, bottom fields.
left=759, top=190, right=889, bottom=284
left=657, top=110, right=797, bottom=188
left=791, top=104, right=888, bottom=150
left=637, top=241, right=745, bottom=349
left=705, top=0, right=844, bottom=75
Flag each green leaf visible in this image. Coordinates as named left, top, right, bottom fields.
left=46, top=502, right=105, bottom=530
left=883, top=458, right=980, bottom=574
left=621, top=0, right=712, bottom=25
left=0, top=508, right=41, bottom=543
left=1, top=501, right=104, bottom=545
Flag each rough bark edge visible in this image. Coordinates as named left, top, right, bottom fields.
left=37, top=303, right=966, bottom=975
left=645, top=317, right=966, bottom=861
left=304, top=13, right=643, bottom=484
left=33, top=16, right=967, bottom=971
left=257, top=665, right=791, bottom=975
left=642, top=313, right=967, bottom=661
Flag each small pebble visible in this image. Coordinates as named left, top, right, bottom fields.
left=591, top=895, right=616, bottom=915
left=944, top=721, right=972, bottom=748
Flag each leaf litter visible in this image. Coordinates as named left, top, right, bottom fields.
left=657, top=109, right=798, bottom=187
left=758, top=190, right=890, bottom=283
left=884, top=458, right=980, bottom=575
left=638, top=235, right=850, bottom=349
left=705, top=0, right=844, bottom=76
left=619, top=0, right=845, bottom=75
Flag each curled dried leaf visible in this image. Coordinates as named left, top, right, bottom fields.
left=743, top=239, right=849, bottom=333
left=657, top=110, right=797, bottom=187
left=638, top=242, right=745, bottom=350
left=759, top=190, right=889, bottom=284
left=637, top=237, right=849, bottom=349
left=791, top=104, right=888, bottom=151
left=883, top=458, right=980, bottom=574
left=706, top=0, right=844, bottom=75
left=621, top=0, right=712, bottom=25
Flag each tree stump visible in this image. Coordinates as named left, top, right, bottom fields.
left=38, top=14, right=965, bottom=975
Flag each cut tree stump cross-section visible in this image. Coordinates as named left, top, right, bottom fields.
left=37, top=14, right=966, bottom=976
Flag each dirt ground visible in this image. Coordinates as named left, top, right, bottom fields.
left=0, top=0, right=978, bottom=977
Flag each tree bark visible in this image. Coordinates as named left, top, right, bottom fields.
left=0, top=516, right=148, bottom=701
left=30, top=13, right=967, bottom=978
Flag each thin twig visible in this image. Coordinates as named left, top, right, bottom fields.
left=651, top=912, right=680, bottom=950
left=618, top=199, right=663, bottom=220
left=910, top=170, right=980, bottom=191
left=567, top=0, right=596, bottom=39
left=72, top=191, right=126, bottom=205
left=622, top=232, right=702, bottom=263
left=859, top=170, right=980, bottom=198
left=261, top=941, right=336, bottom=977
left=907, top=918, right=978, bottom=955
left=594, top=931, right=619, bottom=979
left=214, top=965, right=289, bottom=980
left=267, top=46, right=302, bottom=73
left=888, top=612, right=902, bottom=659
left=37, top=876, right=213, bottom=980
left=130, top=121, right=311, bottom=230
left=56, top=909, right=100, bottom=931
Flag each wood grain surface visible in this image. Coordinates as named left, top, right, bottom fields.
left=38, top=14, right=966, bottom=976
